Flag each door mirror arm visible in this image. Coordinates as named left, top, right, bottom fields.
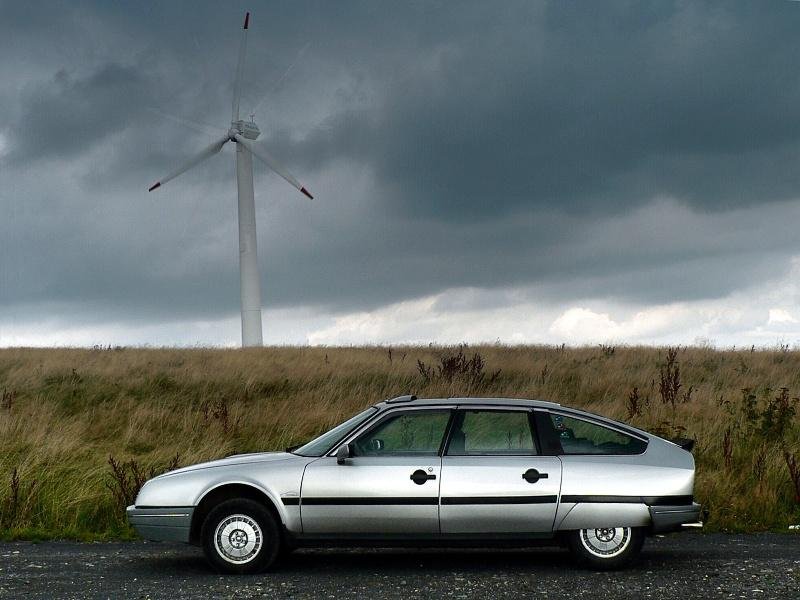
left=336, top=443, right=352, bottom=465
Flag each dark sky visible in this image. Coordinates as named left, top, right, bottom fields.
left=2, top=1, right=800, bottom=346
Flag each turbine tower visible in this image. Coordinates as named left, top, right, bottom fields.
left=148, top=12, right=313, bottom=347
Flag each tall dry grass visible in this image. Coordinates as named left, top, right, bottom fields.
left=0, top=344, right=798, bottom=539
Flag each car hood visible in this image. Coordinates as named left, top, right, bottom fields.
left=155, top=451, right=294, bottom=477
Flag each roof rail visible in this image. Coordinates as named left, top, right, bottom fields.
left=385, top=394, right=417, bottom=404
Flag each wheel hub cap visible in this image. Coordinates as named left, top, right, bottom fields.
left=214, top=514, right=262, bottom=564
left=596, top=528, right=616, bottom=542
left=229, top=529, right=248, bottom=549
left=579, top=526, right=631, bottom=558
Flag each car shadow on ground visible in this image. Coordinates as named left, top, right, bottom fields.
left=284, top=548, right=573, bottom=571
left=134, top=545, right=691, bottom=576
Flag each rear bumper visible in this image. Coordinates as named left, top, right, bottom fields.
left=126, top=505, right=194, bottom=543
left=649, top=502, right=702, bottom=533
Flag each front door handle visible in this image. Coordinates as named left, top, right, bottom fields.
left=522, top=468, right=548, bottom=484
left=410, top=469, right=437, bottom=485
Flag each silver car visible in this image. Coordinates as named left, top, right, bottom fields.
left=127, top=396, right=701, bottom=573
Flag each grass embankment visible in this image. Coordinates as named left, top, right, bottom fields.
left=0, top=345, right=799, bottom=540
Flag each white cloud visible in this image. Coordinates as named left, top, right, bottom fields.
left=304, top=256, right=800, bottom=348
left=548, top=308, right=619, bottom=341
left=768, top=308, right=797, bottom=324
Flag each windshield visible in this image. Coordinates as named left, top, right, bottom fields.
left=292, top=407, right=378, bottom=457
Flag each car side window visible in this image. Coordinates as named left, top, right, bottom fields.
left=550, top=413, right=647, bottom=455
left=352, top=410, right=451, bottom=456
left=447, top=410, right=537, bottom=456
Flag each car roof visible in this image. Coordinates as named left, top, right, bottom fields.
left=376, top=396, right=561, bottom=409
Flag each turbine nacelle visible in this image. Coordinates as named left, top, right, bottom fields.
left=230, top=119, right=261, bottom=141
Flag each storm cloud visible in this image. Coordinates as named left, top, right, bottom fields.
left=2, top=1, right=800, bottom=346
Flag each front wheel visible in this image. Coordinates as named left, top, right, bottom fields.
left=201, top=498, right=280, bottom=574
left=567, top=526, right=644, bottom=570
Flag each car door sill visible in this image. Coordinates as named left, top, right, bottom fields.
left=288, top=532, right=557, bottom=548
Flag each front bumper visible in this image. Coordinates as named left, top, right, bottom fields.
left=649, top=502, right=703, bottom=533
left=126, top=505, right=194, bottom=543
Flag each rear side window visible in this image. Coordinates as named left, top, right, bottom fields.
left=448, top=410, right=537, bottom=455
left=550, top=413, right=646, bottom=455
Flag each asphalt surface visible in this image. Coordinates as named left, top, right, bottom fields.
left=0, top=534, right=798, bottom=599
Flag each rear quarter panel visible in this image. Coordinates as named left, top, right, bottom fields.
left=555, top=437, right=695, bottom=530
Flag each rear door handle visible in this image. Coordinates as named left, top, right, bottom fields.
left=522, top=468, right=548, bottom=484
left=410, top=469, right=437, bottom=485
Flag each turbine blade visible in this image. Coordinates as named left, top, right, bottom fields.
left=148, top=107, right=226, bottom=137
left=148, top=136, right=229, bottom=191
left=231, top=11, right=250, bottom=122
left=250, top=41, right=311, bottom=117
left=234, top=134, right=313, bottom=199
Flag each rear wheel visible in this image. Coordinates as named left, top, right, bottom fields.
left=201, top=498, right=280, bottom=574
left=567, top=526, right=644, bottom=570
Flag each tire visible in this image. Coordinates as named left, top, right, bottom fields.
left=201, top=498, right=281, bottom=574
left=567, top=526, right=645, bottom=570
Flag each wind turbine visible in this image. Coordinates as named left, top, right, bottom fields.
left=148, top=12, right=313, bottom=347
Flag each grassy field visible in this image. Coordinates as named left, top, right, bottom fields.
left=0, top=344, right=799, bottom=540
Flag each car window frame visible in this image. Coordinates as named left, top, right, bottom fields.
left=443, top=407, right=541, bottom=457
left=292, top=406, right=379, bottom=457
left=538, top=409, right=649, bottom=456
left=328, top=406, right=457, bottom=458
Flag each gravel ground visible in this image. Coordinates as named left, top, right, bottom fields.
left=0, top=534, right=798, bottom=599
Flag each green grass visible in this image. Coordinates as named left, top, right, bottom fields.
left=0, top=344, right=798, bottom=539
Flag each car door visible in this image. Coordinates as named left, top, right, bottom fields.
left=300, top=407, right=453, bottom=534
left=439, top=407, right=562, bottom=534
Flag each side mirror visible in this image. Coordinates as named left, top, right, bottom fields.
left=369, top=438, right=384, bottom=452
left=336, top=443, right=352, bottom=465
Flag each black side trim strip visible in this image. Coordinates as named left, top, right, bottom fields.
left=288, top=495, right=691, bottom=507
left=299, top=497, right=439, bottom=506
left=560, top=495, right=693, bottom=506
left=646, top=495, right=694, bottom=506
left=134, top=505, right=195, bottom=510
left=442, top=495, right=558, bottom=505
